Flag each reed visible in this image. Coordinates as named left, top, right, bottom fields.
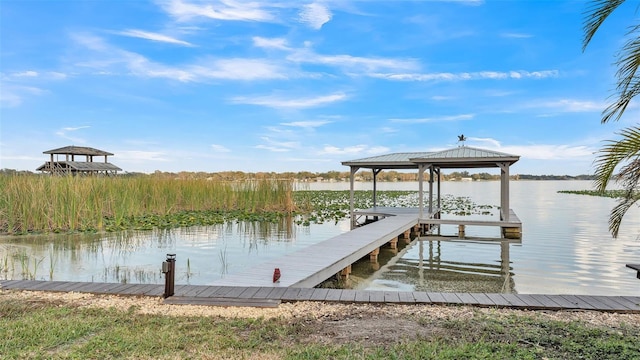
left=0, top=175, right=296, bottom=235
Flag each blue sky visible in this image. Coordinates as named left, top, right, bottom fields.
left=1, top=0, right=638, bottom=175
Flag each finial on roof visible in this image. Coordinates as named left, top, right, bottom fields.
left=457, top=134, right=467, bottom=146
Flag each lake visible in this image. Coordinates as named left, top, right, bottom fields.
left=1, top=180, right=639, bottom=296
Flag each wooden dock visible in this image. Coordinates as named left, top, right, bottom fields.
left=2, top=280, right=639, bottom=312
left=208, top=212, right=420, bottom=288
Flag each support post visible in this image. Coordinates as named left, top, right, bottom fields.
left=372, top=168, right=382, bottom=208
left=162, top=254, right=176, bottom=298
left=340, top=265, right=352, bottom=280
left=458, top=225, right=465, bottom=238
left=369, top=247, right=380, bottom=262
left=349, top=166, right=359, bottom=229
left=498, top=162, right=510, bottom=222
left=389, top=236, right=398, bottom=249
left=428, top=165, right=434, bottom=214
left=418, top=165, right=425, bottom=219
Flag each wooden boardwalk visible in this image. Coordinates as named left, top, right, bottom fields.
left=2, top=280, right=639, bottom=312
left=208, top=213, right=420, bottom=288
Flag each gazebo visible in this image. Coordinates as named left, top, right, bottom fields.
left=37, top=146, right=122, bottom=176
left=342, top=146, right=521, bottom=238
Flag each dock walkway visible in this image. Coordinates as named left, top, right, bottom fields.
left=209, top=213, right=420, bottom=287
left=2, top=280, right=639, bottom=313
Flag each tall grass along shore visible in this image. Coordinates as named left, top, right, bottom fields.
left=0, top=175, right=295, bottom=235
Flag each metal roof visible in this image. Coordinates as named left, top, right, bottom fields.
left=341, top=152, right=433, bottom=169
left=342, top=146, right=519, bottom=169
left=43, top=146, right=114, bottom=156
left=36, top=161, right=122, bottom=172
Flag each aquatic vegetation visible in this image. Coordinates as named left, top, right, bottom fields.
left=293, top=190, right=496, bottom=225
left=559, top=189, right=638, bottom=198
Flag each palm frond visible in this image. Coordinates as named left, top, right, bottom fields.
left=583, top=0, right=626, bottom=51
left=594, top=125, right=640, bottom=191
left=602, top=24, right=640, bottom=123
left=609, top=191, right=640, bottom=237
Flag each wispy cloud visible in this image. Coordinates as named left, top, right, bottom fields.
left=159, top=0, right=274, bottom=22
left=55, top=126, right=90, bottom=144
left=534, top=99, right=604, bottom=113
left=253, top=36, right=290, bottom=50
left=116, top=29, right=194, bottom=46
left=500, top=32, right=533, bottom=39
left=299, top=2, right=332, bottom=30
left=0, top=85, right=47, bottom=107
left=280, top=120, right=331, bottom=128
left=288, top=49, right=419, bottom=73
left=372, top=70, right=558, bottom=81
left=231, top=92, right=348, bottom=109
left=73, top=34, right=289, bottom=81
left=390, top=114, right=474, bottom=123
left=210, top=144, right=231, bottom=152
left=117, top=150, right=169, bottom=162
left=320, top=144, right=389, bottom=155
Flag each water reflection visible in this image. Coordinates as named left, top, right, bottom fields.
left=0, top=217, right=346, bottom=285
left=354, top=237, right=515, bottom=293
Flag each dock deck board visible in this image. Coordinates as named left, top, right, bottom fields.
left=2, top=280, right=639, bottom=312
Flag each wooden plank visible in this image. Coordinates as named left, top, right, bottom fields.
left=309, top=288, right=330, bottom=301
left=196, top=286, right=223, bottom=298
left=353, top=290, right=370, bottom=303
left=440, top=292, right=462, bottom=304
left=500, top=294, right=529, bottom=308
left=164, top=296, right=280, bottom=308
left=412, top=292, right=431, bottom=304
left=607, top=296, right=640, bottom=310
left=324, top=289, right=343, bottom=302
left=455, top=293, right=479, bottom=305
left=620, top=296, right=640, bottom=308
left=528, top=295, right=561, bottom=309
left=220, top=287, right=246, bottom=298
left=484, top=293, right=512, bottom=307
left=251, top=287, right=277, bottom=299
left=397, top=291, right=415, bottom=304
left=181, top=285, right=210, bottom=297
left=295, top=288, right=316, bottom=301
left=469, top=293, right=495, bottom=306
left=384, top=291, right=400, bottom=303
left=559, top=295, right=596, bottom=310
left=426, top=292, right=446, bottom=304
left=264, top=287, right=288, bottom=300
left=367, top=291, right=384, bottom=303
left=512, top=294, right=546, bottom=309
left=587, top=296, right=633, bottom=311
left=280, top=288, right=301, bottom=301
left=33, top=281, right=71, bottom=291
left=235, top=287, right=260, bottom=299
left=574, top=295, right=617, bottom=311
left=339, top=290, right=357, bottom=302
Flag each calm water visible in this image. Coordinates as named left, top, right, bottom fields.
left=1, top=180, right=639, bottom=296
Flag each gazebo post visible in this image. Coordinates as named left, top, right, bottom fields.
left=499, top=162, right=510, bottom=221
left=349, top=166, right=359, bottom=229
left=428, top=165, right=434, bottom=214
left=418, top=164, right=425, bottom=219
left=372, top=169, right=382, bottom=207
left=436, top=167, right=441, bottom=215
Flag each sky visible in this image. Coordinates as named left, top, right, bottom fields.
left=1, top=0, right=639, bottom=175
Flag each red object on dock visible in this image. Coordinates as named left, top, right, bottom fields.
left=273, top=268, right=281, bottom=283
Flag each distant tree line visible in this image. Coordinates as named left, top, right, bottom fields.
left=1, top=168, right=595, bottom=181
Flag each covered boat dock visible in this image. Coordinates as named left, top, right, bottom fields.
left=341, top=146, right=522, bottom=238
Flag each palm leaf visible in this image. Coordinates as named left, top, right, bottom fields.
left=583, top=0, right=626, bottom=51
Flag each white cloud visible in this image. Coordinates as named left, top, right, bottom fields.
left=252, top=36, right=290, bottom=50
left=390, top=114, right=474, bottom=123
left=55, top=125, right=90, bottom=144
left=288, top=49, right=419, bottom=73
left=231, top=92, right=347, bottom=109
left=371, top=70, right=558, bottom=81
left=299, top=2, right=332, bottom=30
left=501, top=32, right=533, bottom=39
left=255, top=145, right=291, bottom=152
left=536, top=99, right=604, bottom=113
left=467, top=137, right=501, bottom=148
left=12, top=71, right=38, bottom=77
left=502, top=144, right=595, bottom=161
left=280, top=120, right=331, bottom=128
left=210, top=144, right=231, bottom=152
left=0, top=85, right=47, bottom=108
left=117, top=29, right=194, bottom=46
left=160, top=0, right=274, bottom=22
left=117, top=150, right=169, bottom=162
left=319, top=144, right=388, bottom=155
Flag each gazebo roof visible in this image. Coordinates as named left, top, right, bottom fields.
left=342, top=146, right=519, bottom=169
left=44, top=146, right=114, bottom=156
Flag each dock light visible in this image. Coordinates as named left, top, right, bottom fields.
left=162, top=254, right=176, bottom=298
